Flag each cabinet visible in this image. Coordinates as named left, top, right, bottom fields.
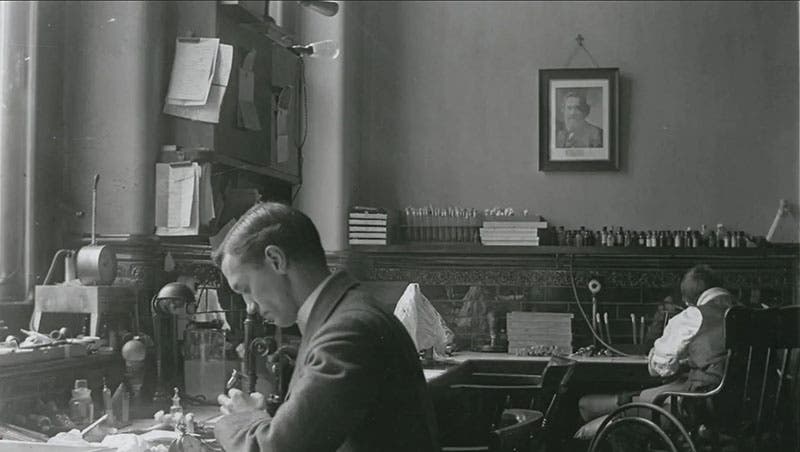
left=168, top=1, right=301, bottom=185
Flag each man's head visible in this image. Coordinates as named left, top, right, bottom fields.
left=680, top=264, right=721, bottom=306
left=212, top=202, right=327, bottom=326
left=562, top=91, right=591, bottom=131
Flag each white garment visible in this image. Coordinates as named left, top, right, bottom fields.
left=648, top=287, right=731, bottom=377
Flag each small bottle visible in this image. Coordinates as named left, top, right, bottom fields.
left=102, top=378, right=114, bottom=425
left=69, top=379, right=94, bottom=427
left=700, top=224, right=709, bottom=247
left=170, top=387, right=183, bottom=416
left=723, top=231, right=731, bottom=248
left=601, top=227, right=608, bottom=246
left=575, top=229, right=584, bottom=247
left=557, top=226, right=566, bottom=246
left=708, top=230, right=717, bottom=248
left=730, top=231, right=739, bottom=248
left=716, top=224, right=726, bottom=247
left=739, top=231, right=747, bottom=248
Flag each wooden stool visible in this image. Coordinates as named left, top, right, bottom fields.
left=32, top=285, right=136, bottom=336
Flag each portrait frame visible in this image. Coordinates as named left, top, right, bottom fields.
left=539, top=68, right=620, bottom=171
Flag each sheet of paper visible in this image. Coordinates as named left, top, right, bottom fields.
left=200, top=163, right=215, bottom=226
left=213, top=44, right=233, bottom=87
left=237, top=49, right=261, bottom=130
left=167, top=164, right=197, bottom=228
left=166, top=38, right=220, bottom=105
left=276, top=135, right=290, bottom=163
left=154, top=163, right=169, bottom=228
left=164, top=85, right=227, bottom=123
left=156, top=163, right=201, bottom=236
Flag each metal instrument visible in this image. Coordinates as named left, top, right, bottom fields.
left=76, top=174, right=117, bottom=285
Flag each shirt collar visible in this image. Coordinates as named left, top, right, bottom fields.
left=296, top=272, right=335, bottom=335
left=697, top=287, right=730, bottom=307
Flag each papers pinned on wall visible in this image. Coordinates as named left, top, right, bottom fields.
left=164, top=38, right=233, bottom=124
left=155, top=162, right=215, bottom=236
left=273, top=86, right=293, bottom=164
left=237, top=49, right=261, bottom=130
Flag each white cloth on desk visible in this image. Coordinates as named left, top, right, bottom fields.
left=393, top=283, right=453, bottom=356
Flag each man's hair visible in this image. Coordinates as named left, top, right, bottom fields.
left=563, top=90, right=591, bottom=116
left=680, top=264, right=722, bottom=306
left=212, top=202, right=326, bottom=269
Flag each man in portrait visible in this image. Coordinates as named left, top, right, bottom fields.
left=556, top=90, right=603, bottom=148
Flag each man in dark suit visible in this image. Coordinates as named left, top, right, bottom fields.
left=212, top=202, right=439, bottom=452
left=555, top=91, right=603, bottom=148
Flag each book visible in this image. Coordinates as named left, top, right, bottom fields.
left=483, top=221, right=548, bottom=229
left=349, top=212, right=389, bottom=220
left=350, top=205, right=387, bottom=214
left=349, top=238, right=387, bottom=245
left=481, top=235, right=539, bottom=241
left=480, top=227, right=540, bottom=234
left=349, top=232, right=387, bottom=239
left=348, top=219, right=388, bottom=226
left=348, top=226, right=387, bottom=233
left=482, top=241, right=540, bottom=246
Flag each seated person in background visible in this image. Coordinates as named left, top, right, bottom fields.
left=213, top=202, right=439, bottom=452
left=577, top=264, right=734, bottom=430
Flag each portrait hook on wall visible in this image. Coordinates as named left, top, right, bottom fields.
left=564, top=34, right=601, bottom=68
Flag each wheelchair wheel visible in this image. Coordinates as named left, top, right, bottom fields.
left=587, top=402, right=697, bottom=452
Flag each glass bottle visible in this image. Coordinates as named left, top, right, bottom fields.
left=69, top=379, right=94, bottom=427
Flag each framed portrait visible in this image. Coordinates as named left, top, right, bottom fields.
left=539, top=68, right=619, bottom=171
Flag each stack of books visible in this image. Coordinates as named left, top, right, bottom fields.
left=507, top=312, right=574, bottom=356
left=349, top=206, right=388, bottom=246
left=480, top=217, right=548, bottom=246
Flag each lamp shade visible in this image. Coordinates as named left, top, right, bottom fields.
left=152, top=282, right=195, bottom=315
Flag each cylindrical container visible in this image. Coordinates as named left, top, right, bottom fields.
left=69, top=379, right=94, bottom=427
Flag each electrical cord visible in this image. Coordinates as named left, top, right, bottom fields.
left=291, top=57, right=308, bottom=204
left=567, top=261, right=633, bottom=357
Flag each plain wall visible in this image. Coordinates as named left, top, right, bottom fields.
left=355, top=1, right=800, bottom=241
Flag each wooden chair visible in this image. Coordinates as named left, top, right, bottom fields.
left=589, top=305, right=800, bottom=452
left=428, top=356, right=577, bottom=452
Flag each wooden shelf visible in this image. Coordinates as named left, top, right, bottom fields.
left=219, top=3, right=297, bottom=48
left=160, top=149, right=300, bottom=185
left=350, top=243, right=800, bottom=258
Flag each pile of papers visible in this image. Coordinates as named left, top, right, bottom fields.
left=164, top=38, right=233, bottom=124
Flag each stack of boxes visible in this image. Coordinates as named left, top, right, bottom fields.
left=506, top=312, right=574, bottom=356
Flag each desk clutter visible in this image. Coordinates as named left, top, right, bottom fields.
left=351, top=205, right=549, bottom=246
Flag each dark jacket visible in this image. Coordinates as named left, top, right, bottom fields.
left=214, top=271, right=439, bottom=452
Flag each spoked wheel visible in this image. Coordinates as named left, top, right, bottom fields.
left=587, top=403, right=697, bottom=452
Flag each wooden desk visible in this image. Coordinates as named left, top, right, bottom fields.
left=0, top=353, right=123, bottom=409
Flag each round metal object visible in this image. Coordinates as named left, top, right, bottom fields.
left=76, top=244, right=117, bottom=285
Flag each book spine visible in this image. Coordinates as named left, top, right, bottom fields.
left=349, top=239, right=387, bottom=245
left=348, top=226, right=387, bottom=232
left=483, top=221, right=548, bottom=228
left=349, top=213, right=388, bottom=220
left=348, top=219, right=388, bottom=226
left=349, top=232, right=387, bottom=239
